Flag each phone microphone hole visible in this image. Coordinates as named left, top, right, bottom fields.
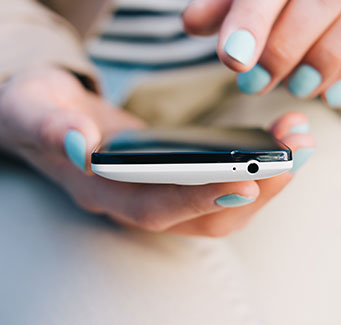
left=247, top=163, right=259, bottom=174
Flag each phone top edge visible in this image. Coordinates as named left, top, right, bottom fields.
left=91, top=150, right=292, bottom=165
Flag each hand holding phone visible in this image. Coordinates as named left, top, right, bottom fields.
left=92, top=127, right=293, bottom=185
left=0, top=68, right=314, bottom=236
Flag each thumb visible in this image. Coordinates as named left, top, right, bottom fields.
left=38, top=108, right=101, bottom=172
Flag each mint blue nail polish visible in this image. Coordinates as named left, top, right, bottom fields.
left=288, top=124, right=310, bottom=134
left=291, top=148, right=315, bottom=173
left=224, top=30, right=256, bottom=65
left=325, top=80, right=341, bottom=108
left=64, top=130, right=86, bottom=171
left=216, top=194, right=255, bottom=207
left=237, top=64, right=271, bottom=94
left=288, top=65, right=322, bottom=98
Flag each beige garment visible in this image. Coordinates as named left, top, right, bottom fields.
left=0, top=0, right=109, bottom=86
left=124, top=64, right=235, bottom=126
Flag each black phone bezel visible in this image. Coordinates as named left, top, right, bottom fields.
left=91, top=128, right=292, bottom=165
left=91, top=148, right=292, bottom=165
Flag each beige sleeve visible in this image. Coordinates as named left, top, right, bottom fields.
left=0, top=0, right=99, bottom=91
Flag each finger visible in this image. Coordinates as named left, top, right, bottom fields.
left=258, top=132, right=316, bottom=186
left=92, top=179, right=260, bottom=232
left=270, top=113, right=316, bottom=176
left=322, top=76, right=341, bottom=109
left=217, top=0, right=288, bottom=72
left=182, top=0, right=232, bottom=36
left=0, top=91, right=101, bottom=173
left=61, top=109, right=144, bottom=173
left=0, top=69, right=102, bottom=173
left=169, top=131, right=316, bottom=237
left=253, top=132, right=315, bottom=217
left=80, top=92, right=146, bottom=140
left=238, top=0, right=340, bottom=95
left=285, top=17, right=341, bottom=99
left=37, top=109, right=101, bottom=173
left=270, top=111, right=309, bottom=139
left=44, top=94, right=144, bottom=174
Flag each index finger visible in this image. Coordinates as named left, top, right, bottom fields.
left=217, top=0, right=287, bottom=72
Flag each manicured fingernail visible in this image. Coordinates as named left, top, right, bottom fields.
left=224, top=30, right=256, bottom=65
left=237, top=64, right=271, bottom=94
left=325, top=80, right=341, bottom=108
left=216, top=194, right=255, bottom=207
left=288, top=124, right=310, bottom=134
left=64, top=130, right=86, bottom=171
left=288, top=65, right=322, bottom=98
left=291, top=148, right=315, bottom=174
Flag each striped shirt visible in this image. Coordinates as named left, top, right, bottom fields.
left=87, top=0, right=219, bottom=68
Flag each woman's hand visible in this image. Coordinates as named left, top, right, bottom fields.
left=183, top=0, right=341, bottom=109
left=0, top=67, right=315, bottom=237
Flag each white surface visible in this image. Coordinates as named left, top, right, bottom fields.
left=91, top=161, right=293, bottom=185
left=0, top=160, right=260, bottom=325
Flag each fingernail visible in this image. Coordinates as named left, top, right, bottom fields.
left=216, top=194, right=255, bottom=207
left=288, top=65, right=322, bottom=98
left=64, top=130, right=86, bottom=171
left=325, top=80, right=341, bottom=108
left=291, top=148, right=315, bottom=174
left=224, top=30, right=256, bottom=65
left=237, top=64, right=271, bottom=94
left=288, top=123, right=310, bottom=134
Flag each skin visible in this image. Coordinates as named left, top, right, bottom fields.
left=183, top=0, right=341, bottom=106
left=0, top=67, right=315, bottom=237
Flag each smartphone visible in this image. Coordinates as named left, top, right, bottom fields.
left=91, top=127, right=293, bottom=185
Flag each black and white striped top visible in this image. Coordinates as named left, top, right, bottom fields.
left=87, top=0, right=218, bottom=68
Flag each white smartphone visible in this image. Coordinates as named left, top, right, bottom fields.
left=91, top=127, right=293, bottom=185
